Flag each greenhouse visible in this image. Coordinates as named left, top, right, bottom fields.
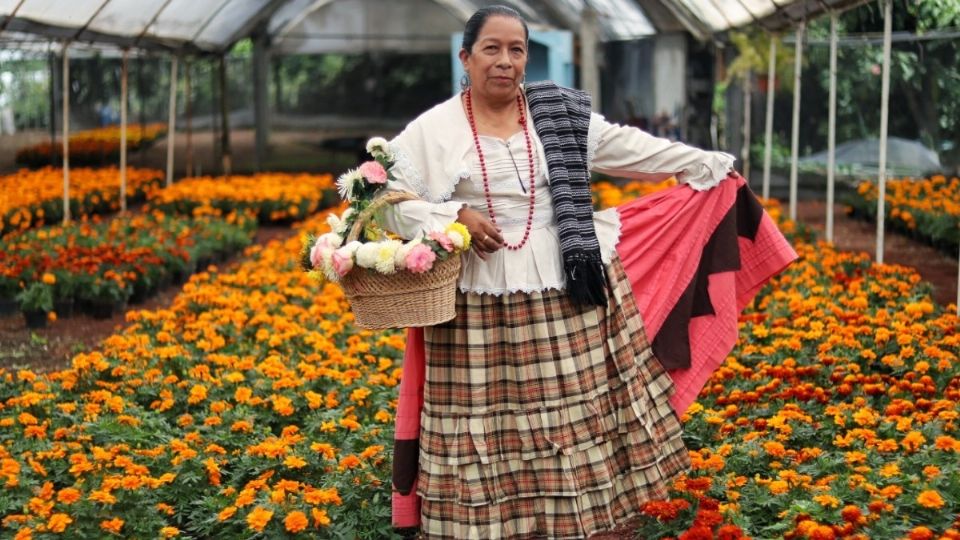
left=0, top=0, right=958, bottom=538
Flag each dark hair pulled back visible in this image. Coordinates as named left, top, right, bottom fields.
left=461, top=5, right=529, bottom=53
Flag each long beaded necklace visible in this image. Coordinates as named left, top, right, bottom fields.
left=464, top=88, right=537, bottom=251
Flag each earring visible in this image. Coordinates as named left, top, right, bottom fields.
left=460, top=73, right=471, bottom=90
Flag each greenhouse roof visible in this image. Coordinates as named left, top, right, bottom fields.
left=0, top=0, right=871, bottom=54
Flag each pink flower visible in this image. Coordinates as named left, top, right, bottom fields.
left=405, top=244, right=437, bottom=273
left=359, top=161, right=388, bottom=184
left=310, top=242, right=326, bottom=269
left=428, top=231, right=454, bottom=252
left=331, top=248, right=355, bottom=277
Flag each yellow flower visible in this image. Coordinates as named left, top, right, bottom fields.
left=159, top=526, right=180, bottom=538
left=41, top=273, right=56, bottom=285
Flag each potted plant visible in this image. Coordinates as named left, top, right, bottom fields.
left=16, top=278, right=55, bottom=329
left=79, top=271, right=131, bottom=319
left=52, top=269, right=78, bottom=318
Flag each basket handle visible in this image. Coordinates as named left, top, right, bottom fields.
left=345, top=190, right=420, bottom=243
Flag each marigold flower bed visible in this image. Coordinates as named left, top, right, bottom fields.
left=847, top=175, right=960, bottom=253
left=14, top=124, right=167, bottom=168
left=0, top=166, right=165, bottom=236
left=146, top=173, right=337, bottom=224
left=0, top=182, right=956, bottom=539
left=0, top=212, right=255, bottom=320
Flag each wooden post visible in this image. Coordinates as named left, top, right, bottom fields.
left=219, top=55, right=231, bottom=177
left=826, top=13, right=838, bottom=243
left=742, top=70, right=752, bottom=181
left=876, top=0, right=892, bottom=264
left=62, top=43, right=70, bottom=224
left=166, top=56, right=178, bottom=187
left=762, top=37, right=776, bottom=201
left=120, top=50, right=128, bottom=213
left=788, top=22, right=804, bottom=222
left=185, top=59, right=193, bottom=177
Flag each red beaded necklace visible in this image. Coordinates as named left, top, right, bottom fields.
left=464, top=88, right=536, bottom=251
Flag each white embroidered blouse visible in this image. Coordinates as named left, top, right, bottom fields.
left=381, top=91, right=735, bottom=296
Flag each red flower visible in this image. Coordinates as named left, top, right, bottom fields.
left=679, top=525, right=715, bottom=540
left=717, top=524, right=745, bottom=540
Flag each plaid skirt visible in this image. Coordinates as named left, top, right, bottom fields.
left=417, top=256, right=691, bottom=539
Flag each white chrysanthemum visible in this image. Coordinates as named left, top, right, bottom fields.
left=366, top=137, right=390, bottom=158
left=336, top=168, right=363, bottom=201
left=447, top=230, right=465, bottom=250
left=318, top=232, right=343, bottom=249
left=326, top=213, right=342, bottom=233
left=375, top=240, right=403, bottom=274
left=355, top=242, right=381, bottom=269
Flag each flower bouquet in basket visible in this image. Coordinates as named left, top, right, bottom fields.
left=301, top=137, right=471, bottom=329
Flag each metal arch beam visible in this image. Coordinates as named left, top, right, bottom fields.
left=132, top=0, right=175, bottom=48
left=432, top=0, right=479, bottom=22
left=651, top=0, right=713, bottom=41
left=188, top=0, right=234, bottom=46
left=220, top=0, right=290, bottom=51
left=0, top=0, right=26, bottom=34
left=73, top=0, right=113, bottom=42
left=271, top=0, right=336, bottom=41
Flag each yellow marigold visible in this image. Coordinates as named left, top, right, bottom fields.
left=246, top=506, right=274, bottom=532
left=47, top=513, right=72, bottom=533
left=99, top=518, right=124, bottom=534
left=284, top=511, right=309, bottom=533
left=41, top=273, right=56, bottom=285
left=284, top=456, right=307, bottom=469
left=813, top=494, right=840, bottom=508
left=917, top=489, right=945, bottom=509
left=159, top=526, right=180, bottom=538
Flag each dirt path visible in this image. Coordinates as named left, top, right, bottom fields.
left=795, top=200, right=958, bottom=308
left=0, top=224, right=295, bottom=373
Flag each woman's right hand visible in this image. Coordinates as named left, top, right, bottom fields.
left=457, top=206, right=503, bottom=260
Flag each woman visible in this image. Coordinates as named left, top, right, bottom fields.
left=382, top=6, right=796, bottom=539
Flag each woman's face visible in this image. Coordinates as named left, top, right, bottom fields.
left=460, top=15, right=527, bottom=102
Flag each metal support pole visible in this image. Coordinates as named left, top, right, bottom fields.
left=762, top=37, right=775, bottom=200
left=252, top=30, right=270, bottom=171
left=788, top=22, right=804, bottom=222
left=742, top=70, right=752, bottom=181
left=48, top=51, right=57, bottom=165
left=62, top=43, right=70, bottom=224
left=166, top=56, right=178, bottom=187
left=580, top=6, right=601, bottom=111
left=876, top=0, right=892, bottom=264
left=120, top=50, right=128, bottom=213
left=185, top=60, right=193, bottom=177
left=826, top=13, right=838, bottom=243
left=219, top=55, right=231, bottom=177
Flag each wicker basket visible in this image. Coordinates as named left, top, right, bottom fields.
left=339, top=191, right=461, bottom=329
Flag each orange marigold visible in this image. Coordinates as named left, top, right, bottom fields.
left=246, top=506, right=274, bottom=532
left=284, top=511, right=309, bottom=533
left=100, top=518, right=124, bottom=534
left=47, top=513, right=72, bottom=533
left=917, top=489, right=945, bottom=509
